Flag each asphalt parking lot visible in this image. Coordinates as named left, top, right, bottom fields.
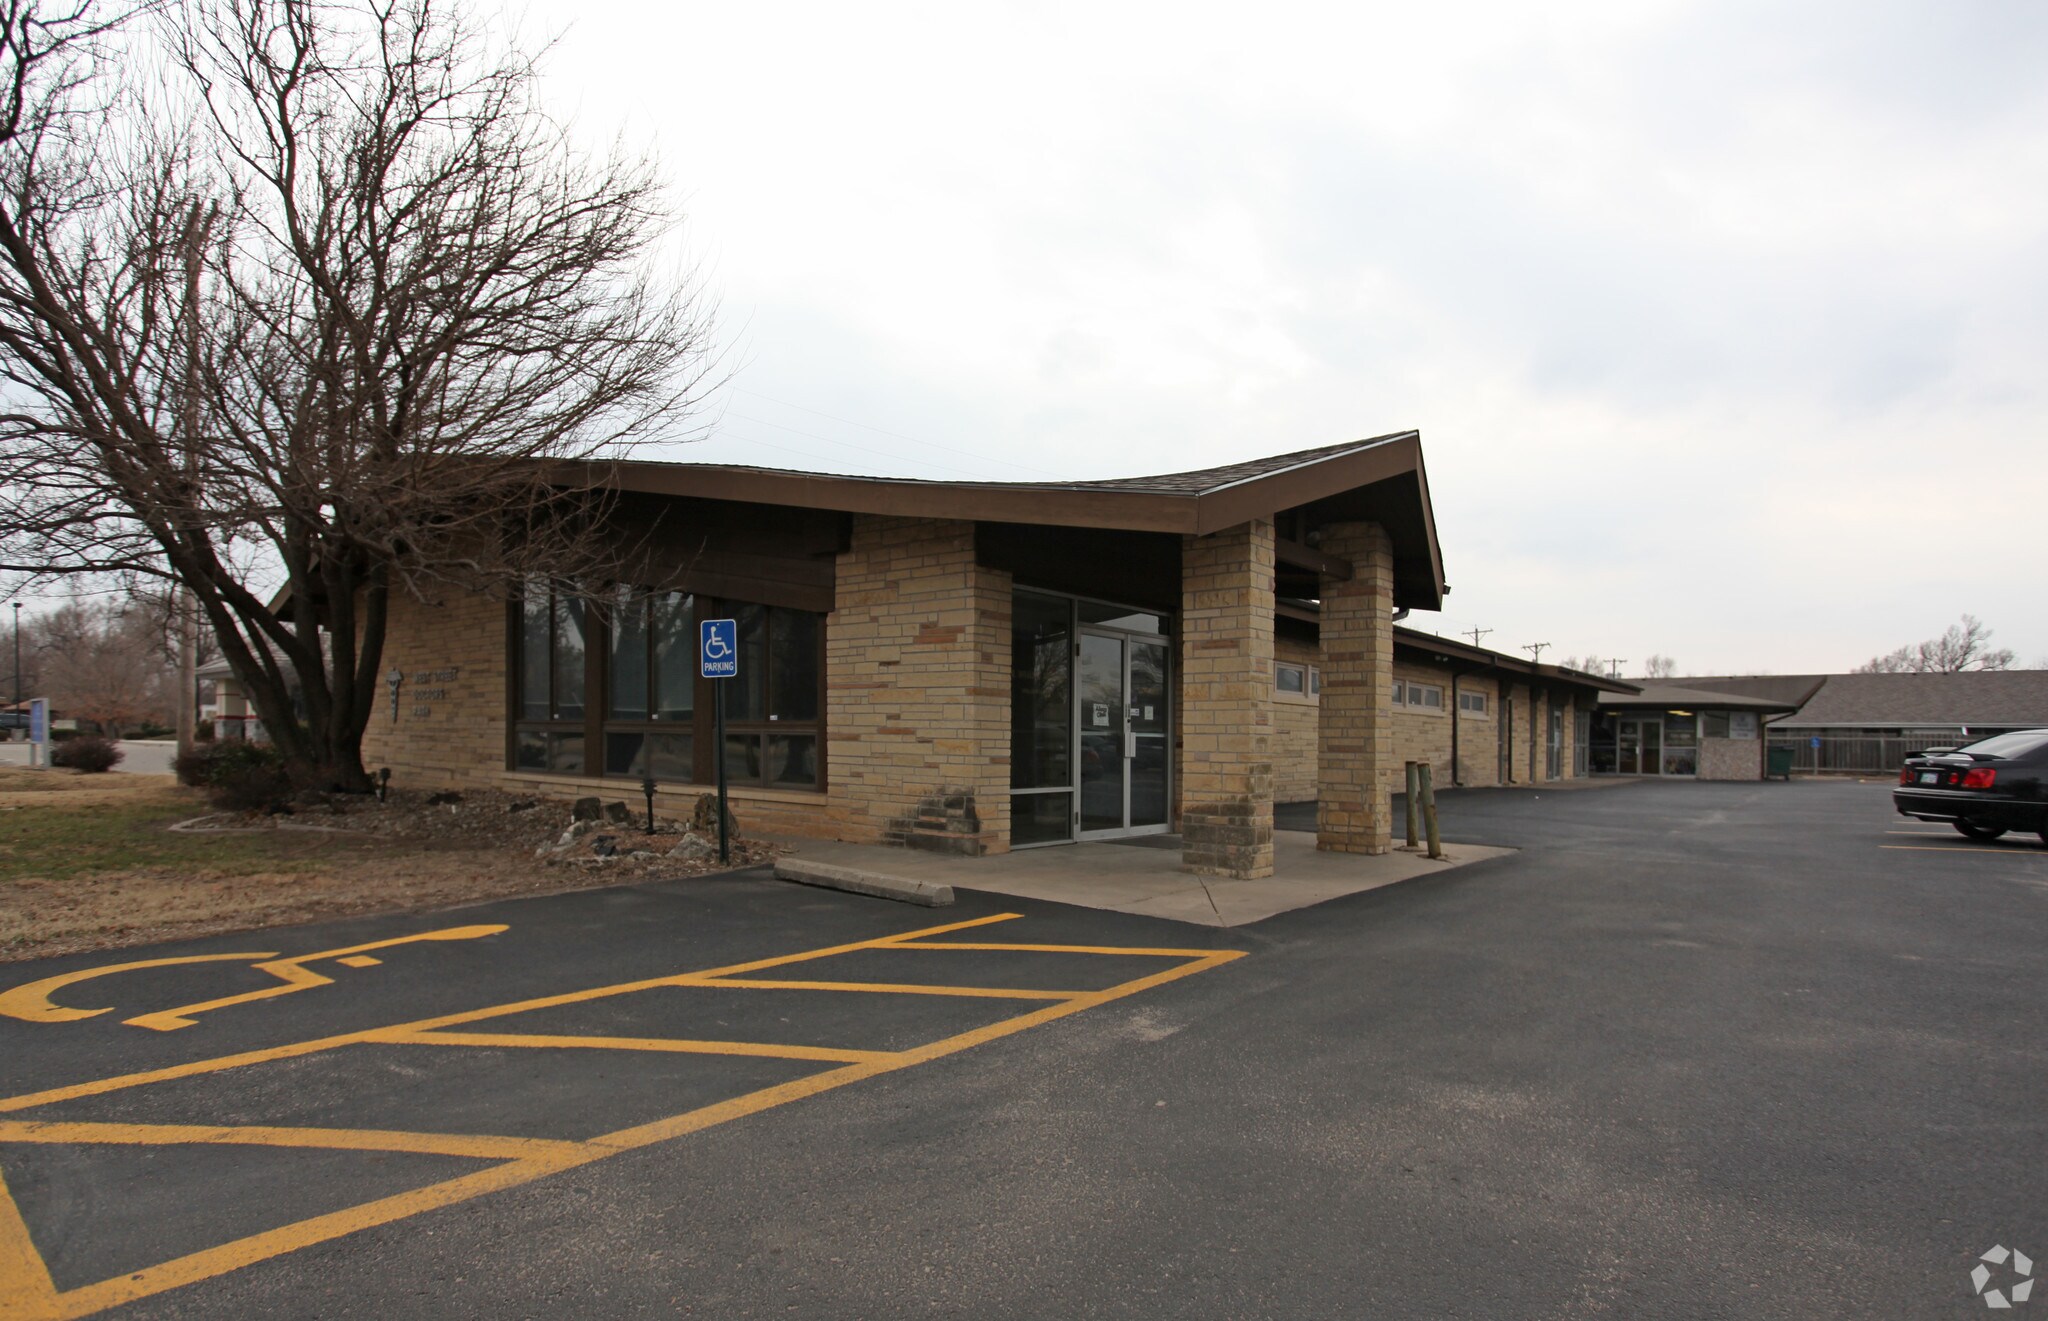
left=2, top=778, right=2044, bottom=1318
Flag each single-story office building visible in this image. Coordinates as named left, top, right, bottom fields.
left=1685, top=670, right=2048, bottom=773
left=360, top=435, right=1463, bottom=878
left=1268, top=626, right=1634, bottom=800
left=1588, top=684, right=1802, bottom=779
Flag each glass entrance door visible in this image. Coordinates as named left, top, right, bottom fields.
left=1617, top=717, right=1663, bottom=775
left=1078, top=630, right=1171, bottom=837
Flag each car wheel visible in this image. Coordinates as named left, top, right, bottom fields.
left=1954, top=820, right=2008, bottom=842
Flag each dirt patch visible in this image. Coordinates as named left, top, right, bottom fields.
left=0, top=778, right=781, bottom=964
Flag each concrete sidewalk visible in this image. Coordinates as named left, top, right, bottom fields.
left=767, top=829, right=1514, bottom=927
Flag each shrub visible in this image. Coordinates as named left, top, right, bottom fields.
left=50, top=735, right=123, bottom=773
left=172, top=740, right=295, bottom=812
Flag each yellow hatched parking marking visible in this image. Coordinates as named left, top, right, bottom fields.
left=676, top=977, right=1080, bottom=1000
left=382, top=1031, right=896, bottom=1065
left=0, top=913, right=1244, bottom=1319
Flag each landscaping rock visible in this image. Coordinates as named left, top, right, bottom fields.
left=691, top=793, right=739, bottom=839
left=602, top=800, right=633, bottom=825
left=591, top=834, right=618, bottom=858
left=572, top=796, right=603, bottom=821
left=426, top=791, right=463, bottom=806
left=668, top=832, right=716, bottom=861
left=507, top=799, right=538, bottom=813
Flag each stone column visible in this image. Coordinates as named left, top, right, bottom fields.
left=1179, top=519, right=1276, bottom=879
left=1316, top=522, right=1394, bottom=854
left=826, top=515, right=1012, bottom=854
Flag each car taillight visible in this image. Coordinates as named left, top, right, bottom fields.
left=1962, top=768, right=1998, bottom=790
left=1899, top=767, right=1914, bottom=785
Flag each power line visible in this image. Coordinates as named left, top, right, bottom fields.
left=1522, top=642, right=1550, bottom=664
left=1605, top=657, right=1628, bottom=679
left=1463, top=627, right=1492, bottom=648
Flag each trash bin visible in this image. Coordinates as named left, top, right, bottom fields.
left=1766, top=746, right=1795, bottom=781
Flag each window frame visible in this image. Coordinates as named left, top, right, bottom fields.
left=508, top=585, right=827, bottom=792
left=1458, top=690, right=1490, bottom=717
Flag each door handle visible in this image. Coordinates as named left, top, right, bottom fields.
left=1125, top=730, right=1136, bottom=759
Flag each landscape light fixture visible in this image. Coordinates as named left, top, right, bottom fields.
left=640, top=775, right=657, bottom=835
left=377, top=767, right=392, bottom=802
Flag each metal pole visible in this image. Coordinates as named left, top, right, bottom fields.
left=11, top=602, right=19, bottom=738
left=715, top=678, right=729, bottom=865
left=1419, top=761, right=1443, bottom=860
left=1404, top=761, right=1419, bottom=848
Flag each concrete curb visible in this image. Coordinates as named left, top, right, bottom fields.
left=774, top=858, right=954, bottom=907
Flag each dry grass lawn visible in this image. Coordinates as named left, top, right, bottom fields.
left=0, top=766, right=727, bottom=963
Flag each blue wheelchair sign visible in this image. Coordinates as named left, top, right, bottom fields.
left=701, top=619, right=738, bottom=679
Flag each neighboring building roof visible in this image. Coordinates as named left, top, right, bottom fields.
left=1664, top=674, right=1831, bottom=708
left=1768, top=670, right=2048, bottom=729
left=1597, top=683, right=1803, bottom=712
left=1392, top=627, right=1641, bottom=695
left=558, top=432, right=1448, bottom=610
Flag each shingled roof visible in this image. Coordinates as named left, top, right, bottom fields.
left=1771, top=671, right=2048, bottom=729
left=1596, top=683, right=1804, bottom=712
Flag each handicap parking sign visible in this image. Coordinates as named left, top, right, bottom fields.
left=701, top=618, right=738, bottom=679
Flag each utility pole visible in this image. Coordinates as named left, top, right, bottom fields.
left=1523, top=642, right=1551, bottom=665
left=1605, top=657, right=1627, bottom=679
left=176, top=201, right=216, bottom=759
left=11, top=602, right=19, bottom=738
left=1463, top=627, right=1492, bottom=649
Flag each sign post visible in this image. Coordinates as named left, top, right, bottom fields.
left=700, top=619, right=737, bottom=865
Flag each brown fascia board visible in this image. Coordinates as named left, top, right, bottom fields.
left=558, top=431, right=1447, bottom=609
left=567, top=432, right=1427, bottom=539
left=576, top=461, right=1195, bottom=533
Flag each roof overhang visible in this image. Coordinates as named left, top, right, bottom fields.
left=549, top=432, right=1448, bottom=610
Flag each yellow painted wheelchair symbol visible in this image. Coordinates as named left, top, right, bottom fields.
left=0, top=925, right=508, bottom=1032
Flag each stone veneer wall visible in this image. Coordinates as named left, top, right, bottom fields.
left=1315, top=522, right=1395, bottom=855
left=824, top=515, right=1012, bottom=855
left=1698, top=735, right=1763, bottom=781
left=1180, top=520, right=1277, bottom=878
left=1271, top=635, right=1321, bottom=803
left=360, top=585, right=508, bottom=790
left=358, top=586, right=840, bottom=840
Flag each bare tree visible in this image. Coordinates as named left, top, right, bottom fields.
left=36, top=596, right=174, bottom=735
left=0, top=0, right=715, bottom=788
left=1642, top=654, right=1677, bottom=679
left=1854, top=615, right=2016, bottom=674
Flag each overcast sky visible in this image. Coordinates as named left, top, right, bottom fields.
left=527, top=0, right=2048, bottom=676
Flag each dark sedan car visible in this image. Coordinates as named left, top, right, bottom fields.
left=1894, top=729, right=2048, bottom=843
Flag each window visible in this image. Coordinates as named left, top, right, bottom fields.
left=720, top=602, right=822, bottom=787
left=512, top=585, right=825, bottom=789
left=1703, top=711, right=1731, bottom=739
left=515, top=581, right=587, bottom=774
left=604, top=588, right=697, bottom=778
left=1276, top=663, right=1307, bottom=695
left=1399, top=681, right=1444, bottom=712
left=1392, top=680, right=1406, bottom=704
left=1459, top=691, right=1489, bottom=716
left=1309, top=667, right=1321, bottom=695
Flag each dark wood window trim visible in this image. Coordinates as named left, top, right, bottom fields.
left=509, top=585, right=827, bottom=792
